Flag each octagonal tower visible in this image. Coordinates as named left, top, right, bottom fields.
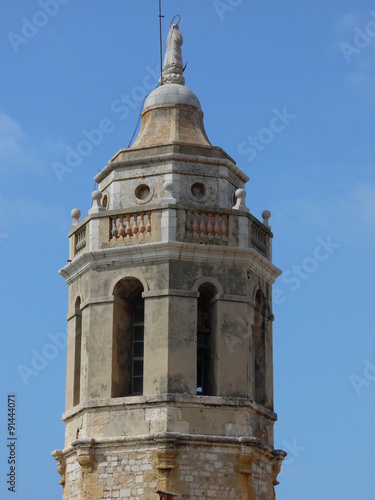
left=52, top=19, right=285, bottom=500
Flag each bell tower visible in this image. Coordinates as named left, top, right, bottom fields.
left=52, top=18, right=285, bottom=499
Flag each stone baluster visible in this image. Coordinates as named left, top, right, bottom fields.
left=199, top=211, right=206, bottom=238
left=75, top=227, right=86, bottom=253
left=221, top=214, right=228, bottom=240
left=111, top=217, right=118, bottom=241
left=185, top=210, right=192, bottom=236
left=214, top=213, right=220, bottom=239
left=118, top=215, right=125, bottom=240
left=193, top=211, right=199, bottom=237
left=207, top=213, right=213, bottom=238
left=125, top=214, right=132, bottom=239
left=132, top=213, right=139, bottom=239
left=139, top=213, right=145, bottom=238
left=146, top=212, right=152, bottom=236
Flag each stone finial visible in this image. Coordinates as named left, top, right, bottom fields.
left=262, top=210, right=271, bottom=228
left=232, top=189, right=249, bottom=212
left=71, top=208, right=81, bottom=226
left=160, top=16, right=185, bottom=86
left=89, top=190, right=105, bottom=215
left=162, top=180, right=177, bottom=203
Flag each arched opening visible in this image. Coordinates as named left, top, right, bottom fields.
left=254, top=289, right=266, bottom=405
left=197, top=282, right=217, bottom=396
left=112, top=278, right=145, bottom=397
left=73, top=297, right=82, bottom=406
left=158, top=492, right=176, bottom=500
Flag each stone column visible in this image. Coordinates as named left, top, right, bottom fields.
left=215, top=296, right=250, bottom=398
left=143, top=290, right=198, bottom=395
left=80, top=299, right=114, bottom=401
left=65, top=306, right=81, bottom=410
left=264, top=308, right=274, bottom=411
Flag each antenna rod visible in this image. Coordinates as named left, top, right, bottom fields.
left=158, top=0, right=164, bottom=82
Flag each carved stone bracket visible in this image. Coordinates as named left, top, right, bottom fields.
left=238, top=453, right=254, bottom=475
left=51, top=449, right=66, bottom=486
left=154, top=440, right=179, bottom=497
left=238, top=446, right=255, bottom=475
left=238, top=447, right=256, bottom=499
left=155, top=448, right=177, bottom=471
left=271, top=454, right=285, bottom=486
left=73, top=438, right=96, bottom=473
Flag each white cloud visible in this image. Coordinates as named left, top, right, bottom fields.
left=331, top=11, right=375, bottom=104
left=0, top=112, right=45, bottom=174
left=344, top=71, right=375, bottom=102
left=335, top=12, right=362, bottom=34
left=275, top=177, right=375, bottom=248
left=0, top=196, right=66, bottom=232
left=0, top=112, right=26, bottom=140
left=349, top=181, right=375, bottom=231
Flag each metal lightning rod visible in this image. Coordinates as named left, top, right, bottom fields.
left=158, top=0, right=164, bottom=81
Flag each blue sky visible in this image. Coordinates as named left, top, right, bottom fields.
left=1, top=1, right=374, bottom=498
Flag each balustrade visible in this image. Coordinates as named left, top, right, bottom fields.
left=250, top=220, right=268, bottom=257
left=110, top=212, right=152, bottom=241
left=185, top=210, right=228, bottom=241
left=75, top=226, right=86, bottom=255
left=69, top=208, right=270, bottom=260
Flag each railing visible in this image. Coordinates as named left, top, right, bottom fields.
left=250, top=219, right=269, bottom=257
left=74, top=226, right=86, bottom=256
left=69, top=208, right=271, bottom=260
left=184, top=210, right=228, bottom=241
left=110, top=212, right=152, bottom=241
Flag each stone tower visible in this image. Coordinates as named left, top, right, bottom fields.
left=52, top=19, right=285, bottom=500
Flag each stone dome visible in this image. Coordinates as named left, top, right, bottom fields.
left=143, top=84, right=202, bottom=110
left=131, top=83, right=210, bottom=149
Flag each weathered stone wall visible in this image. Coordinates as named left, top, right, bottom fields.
left=60, top=437, right=283, bottom=500
left=63, top=396, right=276, bottom=450
left=63, top=257, right=275, bottom=412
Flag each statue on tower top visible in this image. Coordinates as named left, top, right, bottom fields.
left=160, top=15, right=185, bottom=86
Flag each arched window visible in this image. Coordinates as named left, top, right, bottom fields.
left=73, top=297, right=82, bottom=406
left=254, top=289, right=266, bottom=405
left=112, top=278, right=144, bottom=397
left=158, top=493, right=176, bottom=500
left=197, top=283, right=217, bottom=396
left=131, top=295, right=144, bottom=394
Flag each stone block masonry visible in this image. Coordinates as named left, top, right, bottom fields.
left=59, top=435, right=284, bottom=499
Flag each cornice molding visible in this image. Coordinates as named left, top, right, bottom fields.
left=59, top=241, right=281, bottom=286
left=95, top=150, right=249, bottom=184
left=62, top=393, right=278, bottom=422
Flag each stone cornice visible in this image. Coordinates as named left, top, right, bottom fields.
left=94, top=149, right=249, bottom=184
left=143, top=289, right=199, bottom=299
left=56, top=433, right=286, bottom=462
left=62, top=393, right=278, bottom=422
left=59, top=241, right=281, bottom=286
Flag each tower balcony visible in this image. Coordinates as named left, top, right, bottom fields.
left=68, top=202, right=273, bottom=262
